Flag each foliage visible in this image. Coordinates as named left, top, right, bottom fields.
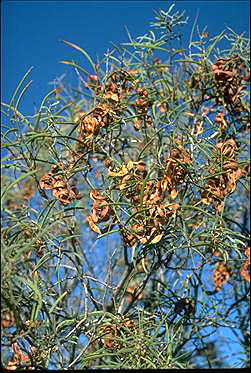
left=1, top=4, right=250, bottom=370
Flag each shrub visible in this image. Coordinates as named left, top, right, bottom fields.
left=1, top=4, right=250, bottom=369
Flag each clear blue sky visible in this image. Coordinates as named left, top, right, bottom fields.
left=1, top=0, right=250, bottom=116
left=1, top=0, right=250, bottom=368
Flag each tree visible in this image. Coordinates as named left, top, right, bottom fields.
left=1, top=4, right=250, bottom=369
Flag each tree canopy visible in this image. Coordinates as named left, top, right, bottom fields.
left=1, top=4, right=250, bottom=370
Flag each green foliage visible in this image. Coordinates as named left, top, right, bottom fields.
left=1, top=4, right=250, bottom=370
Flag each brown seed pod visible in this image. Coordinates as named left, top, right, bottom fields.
left=104, top=157, right=114, bottom=169
left=214, top=262, right=231, bottom=291
left=39, top=173, right=54, bottom=190
left=1, top=310, right=15, bottom=329
left=53, top=180, right=67, bottom=191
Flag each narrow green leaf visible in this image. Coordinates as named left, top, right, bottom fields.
left=1, top=169, right=38, bottom=202
left=19, top=276, right=42, bottom=317
left=61, top=39, right=96, bottom=72
left=59, top=60, right=90, bottom=77
left=207, top=32, right=225, bottom=57
left=49, top=291, right=69, bottom=314
left=15, top=80, right=33, bottom=113
left=9, top=66, right=33, bottom=115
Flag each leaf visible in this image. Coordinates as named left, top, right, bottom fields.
left=9, top=66, right=33, bottom=116
left=15, top=80, right=33, bottom=113
left=61, top=40, right=96, bottom=72
left=1, top=169, right=38, bottom=203
left=18, top=277, right=42, bottom=319
left=59, top=60, right=90, bottom=77
left=49, top=291, right=68, bottom=314
left=56, top=319, right=75, bottom=333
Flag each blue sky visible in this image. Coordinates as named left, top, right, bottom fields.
left=1, top=0, right=250, bottom=368
left=1, top=0, right=250, bottom=116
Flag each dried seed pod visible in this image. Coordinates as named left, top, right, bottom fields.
left=53, top=180, right=67, bottom=190
left=86, top=215, right=102, bottom=234
left=39, top=173, right=54, bottom=190
left=135, top=161, right=145, bottom=173
left=56, top=190, right=72, bottom=206
left=105, top=91, right=119, bottom=102
left=69, top=186, right=82, bottom=200
left=1, top=310, right=15, bottom=328
left=90, top=189, right=107, bottom=201
left=241, top=247, right=250, bottom=282
left=104, top=157, right=114, bottom=169
left=131, top=224, right=144, bottom=235
left=7, top=360, right=18, bottom=370
left=214, top=262, right=231, bottom=291
left=51, top=163, right=64, bottom=173
left=89, top=75, right=98, bottom=82
left=134, top=119, right=142, bottom=130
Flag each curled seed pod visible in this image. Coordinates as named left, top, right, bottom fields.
left=53, top=180, right=67, bottom=190
left=214, top=262, right=231, bottom=291
left=1, top=310, right=15, bottom=328
left=104, top=157, right=114, bottom=169
left=39, top=173, right=54, bottom=190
